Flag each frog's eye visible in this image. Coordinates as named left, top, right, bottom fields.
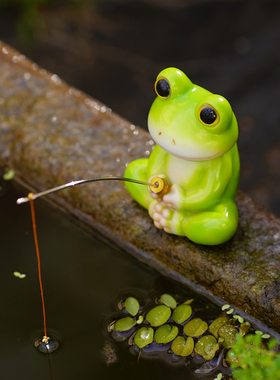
left=199, top=105, right=219, bottom=126
left=155, top=77, right=171, bottom=99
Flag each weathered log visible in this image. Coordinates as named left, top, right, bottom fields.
left=0, top=42, right=279, bottom=332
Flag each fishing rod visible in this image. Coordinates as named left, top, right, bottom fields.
left=16, top=175, right=171, bottom=204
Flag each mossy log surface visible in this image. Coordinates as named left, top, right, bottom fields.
left=0, top=42, right=279, bottom=332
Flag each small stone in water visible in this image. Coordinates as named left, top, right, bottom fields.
left=160, top=294, right=177, bottom=309
left=183, top=318, right=208, bottom=337
left=114, top=317, right=136, bottom=332
left=134, top=327, right=154, bottom=349
left=171, top=336, right=194, bottom=357
left=146, top=305, right=171, bottom=326
left=125, top=297, right=139, bottom=316
left=103, top=342, right=118, bottom=366
left=154, top=324, right=178, bottom=344
left=172, top=304, right=192, bottom=324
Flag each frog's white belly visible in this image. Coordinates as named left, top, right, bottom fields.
left=165, top=154, right=206, bottom=188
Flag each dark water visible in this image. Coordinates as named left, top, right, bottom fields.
left=0, top=179, right=247, bottom=379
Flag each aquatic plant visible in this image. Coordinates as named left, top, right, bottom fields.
left=228, top=334, right=280, bottom=380
left=109, top=294, right=279, bottom=379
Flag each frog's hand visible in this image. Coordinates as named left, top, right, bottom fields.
left=124, top=158, right=151, bottom=209
left=164, top=150, right=237, bottom=211
left=155, top=197, right=238, bottom=245
left=125, top=145, right=168, bottom=209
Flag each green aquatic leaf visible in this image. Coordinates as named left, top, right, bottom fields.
left=114, top=317, right=136, bottom=332
left=172, top=304, right=192, bottom=324
left=125, top=297, right=139, bottom=316
left=171, top=336, right=194, bottom=357
left=134, top=327, right=154, bottom=349
left=160, top=294, right=177, bottom=309
left=3, top=169, right=15, bottom=181
left=146, top=305, right=171, bottom=326
left=183, top=318, right=208, bottom=337
left=154, top=324, right=178, bottom=344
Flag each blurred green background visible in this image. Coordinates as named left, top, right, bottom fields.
left=0, top=0, right=280, bottom=216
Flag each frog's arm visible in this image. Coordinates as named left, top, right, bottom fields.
left=146, top=144, right=168, bottom=179
left=124, top=145, right=168, bottom=209
left=164, top=147, right=238, bottom=211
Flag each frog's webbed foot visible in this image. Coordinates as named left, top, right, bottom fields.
left=148, top=199, right=185, bottom=236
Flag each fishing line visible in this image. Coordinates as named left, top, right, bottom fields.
left=29, top=193, right=48, bottom=344
left=17, top=174, right=170, bottom=354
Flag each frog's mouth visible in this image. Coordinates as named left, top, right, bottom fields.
left=158, top=144, right=221, bottom=161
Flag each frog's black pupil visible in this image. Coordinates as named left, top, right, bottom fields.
left=156, top=79, right=171, bottom=98
left=200, top=107, right=217, bottom=125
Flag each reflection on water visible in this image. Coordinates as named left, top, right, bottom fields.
left=0, top=180, right=231, bottom=379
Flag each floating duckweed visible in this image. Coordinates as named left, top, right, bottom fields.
left=226, top=308, right=234, bottom=315
left=160, top=294, right=177, bottom=309
left=209, top=316, right=229, bottom=338
left=183, top=318, right=208, bottom=337
left=195, top=335, right=219, bottom=360
left=146, top=305, right=171, bottom=326
left=184, top=299, right=194, bottom=305
left=114, top=317, right=136, bottom=332
left=13, top=271, right=26, bottom=279
left=262, top=334, right=271, bottom=339
left=136, top=315, right=143, bottom=324
left=221, top=304, right=231, bottom=311
left=172, top=304, right=192, bottom=324
left=255, top=330, right=263, bottom=335
left=134, top=327, right=154, bottom=349
left=233, top=315, right=244, bottom=324
left=125, top=297, right=139, bottom=316
left=218, top=323, right=238, bottom=348
left=214, top=373, right=223, bottom=380
left=171, top=336, right=194, bottom=357
left=154, top=324, right=178, bottom=344
left=3, top=169, right=15, bottom=181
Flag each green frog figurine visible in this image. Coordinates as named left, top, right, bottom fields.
left=125, top=68, right=239, bottom=245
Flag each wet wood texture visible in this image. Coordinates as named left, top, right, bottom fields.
left=0, top=42, right=279, bottom=333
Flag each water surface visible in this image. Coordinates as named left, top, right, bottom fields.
left=0, top=180, right=229, bottom=379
